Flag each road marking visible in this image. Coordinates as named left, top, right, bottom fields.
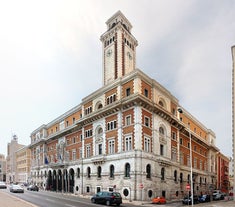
left=65, top=204, right=76, bottom=207
left=46, top=198, right=55, bottom=202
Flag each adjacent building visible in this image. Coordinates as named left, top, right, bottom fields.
left=0, top=154, right=6, bottom=181
left=29, top=11, right=220, bottom=201
left=216, top=152, right=229, bottom=193
left=6, top=135, right=25, bottom=183
left=16, top=146, right=31, bottom=184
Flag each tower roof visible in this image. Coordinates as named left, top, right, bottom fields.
left=105, top=10, right=132, bottom=32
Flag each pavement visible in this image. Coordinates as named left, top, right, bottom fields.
left=1, top=190, right=235, bottom=207
left=0, top=190, right=37, bottom=207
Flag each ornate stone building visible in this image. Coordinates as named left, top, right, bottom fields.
left=29, top=11, right=219, bottom=201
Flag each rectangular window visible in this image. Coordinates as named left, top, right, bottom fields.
left=194, top=158, right=197, bottom=168
left=73, top=117, right=76, bottom=124
left=72, top=151, right=76, bottom=161
left=180, top=138, right=183, bottom=145
left=125, top=136, right=132, bottom=151
left=180, top=152, right=183, bottom=164
left=108, top=140, right=115, bottom=154
left=125, top=115, right=131, bottom=126
left=144, top=137, right=150, bottom=152
left=85, top=129, right=93, bottom=138
left=126, top=88, right=131, bottom=96
left=98, top=144, right=102, bottom=155
left=144, top=89, right=148, bottom=97
left=107, top=121, right=117, bottom=131
left=79, top=148, right=82, bottom=159
left=187, top=155, right=190, bottom=167
left=172, top=132, right=176, bottom=140
left=160, top=144, right=164, bottom=156
left=144, top=117, right=149, bottom=127
left=86, top=145, right=91, bottom=158
left=59, top=121, right=65, bottom=130
left=171, top=148, right=177, bottom=162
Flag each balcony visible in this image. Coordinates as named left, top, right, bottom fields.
left=91, top=155, right=106, bottom=165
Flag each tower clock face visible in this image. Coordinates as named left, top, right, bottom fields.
left=106, top=49, right=112, bottom=57
left=127, top=51, right=132, bottom=60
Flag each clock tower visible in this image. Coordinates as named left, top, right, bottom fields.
left=100, top=11, right=138, bottom=85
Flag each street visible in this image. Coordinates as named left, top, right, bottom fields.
left=1, top=188, right=235, bottom=207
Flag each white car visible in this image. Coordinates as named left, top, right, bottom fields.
left=0, top=182, right=7, bottom=189
left=9, top=184, right=24, bottom=193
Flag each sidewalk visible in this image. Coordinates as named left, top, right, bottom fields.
left=0, top=190, right=38, bottom=207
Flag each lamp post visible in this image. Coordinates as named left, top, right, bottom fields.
left=178, top=107, right=194, bottom=206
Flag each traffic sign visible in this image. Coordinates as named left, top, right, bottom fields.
left=186, top=184, right=190, bottom=190
left=140, top=183, right=144, bottom=189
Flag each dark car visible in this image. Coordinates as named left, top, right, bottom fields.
left=182, top=195, right=199, bottom=205
left=91, top=191, right=122, bottom=206
left=27, top=184, right=39, bottom=191
left=199, top=194, right=211, bottom=202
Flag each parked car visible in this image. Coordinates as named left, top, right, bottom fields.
left=27, top=184, right=39, bottom=191
left=198, top=194, right=211, bottom=202
left=152, top=196, right=166, bottom=204
left=182, top=195, right=199, bottom=205
left=9, top=184, right=24, bottom=193
left=91, top=191, right=122, bottom=206
left=212, top=191, right=224, bottom=200
left=0, top=182, right=7, bottom=189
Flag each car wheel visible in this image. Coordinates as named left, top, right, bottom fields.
left=116, top=203, right=120, bottom=206
left=91, top=198, right=96, bottom=203
left=106, top=200, right=111, bottom=206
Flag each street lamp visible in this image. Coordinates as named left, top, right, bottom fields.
left=178, top=107, right=194, bottom=206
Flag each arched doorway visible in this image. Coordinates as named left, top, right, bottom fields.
left=69, top=168, right=75, bottom=193
left=47, top=170, right=52, bottom=191
left=63, top=169, right=68, bottom=192
left=58, top=169, right=62, bottom=192
left=52, top=170, right=57, bottom=191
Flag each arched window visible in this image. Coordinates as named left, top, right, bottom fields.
left=159, top=100, right=164, bottom=107
left=146, top=164, right=151, bottom=179
left=77, top=168, right=80, bottom=178
left=159, top=127, right=165, bottom=135
left=110, top=165, right=114, bottom=178
left=174, top=170, right=177, bottom=182
left=187, top=174, right=190, bottom=183
left=97, top=127, right=103, bottom=135
left=180, top=173, right=183, bottom=183
left=125, top=163, right=130, bottom=178
left=98, top=103, right=103, bottom=109
left=161, top=167, right=165, bottom=180
left=97, top=166, right=102, bottom=178
left=87, top=167, right=91, bottom=178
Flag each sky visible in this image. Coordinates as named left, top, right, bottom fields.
left=0, top=0, right=234, bottom=157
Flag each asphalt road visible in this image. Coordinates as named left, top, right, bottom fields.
left=2, top=188, right=234, bottom=207
left=2, top=188, right=144, bottom=207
